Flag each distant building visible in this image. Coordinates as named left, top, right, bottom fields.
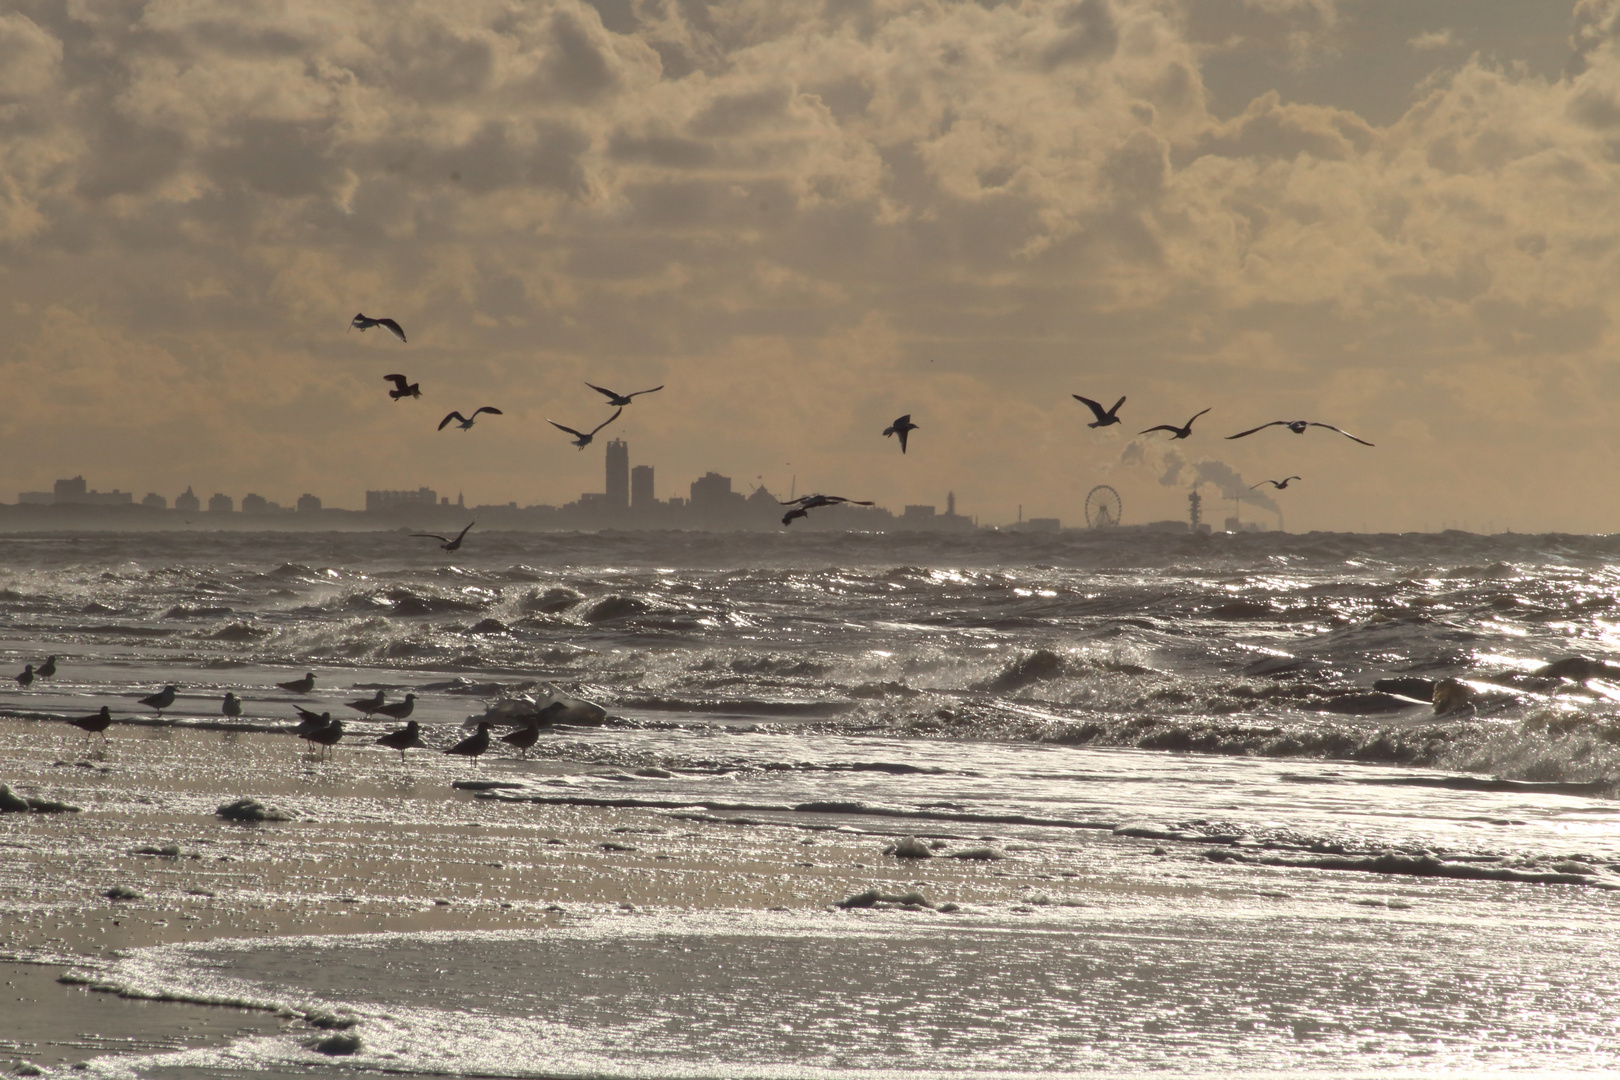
left=903, top=505, right=936, bottom=520
left=690, top=472, right=738, bottom=509
left=241, top=494, right=268, bottom=514
left=208, top=493, right=234, bottom=513
left=45, top=476, right=132, bottom=506
left=367, top=487, right=437, bottom=513
left=606, top=440, right=629, bottom=510
left=1023, top=518, right=1061, bottom=533
left=17, top=491, right=51, bottom=505
left=141, top=493, right=167, bottom=509
left=296, top=493, right=322, bottom=513
left=631, top=465, right=654, bottom=510
left=55, top=477, right=87, bottom=501
left=175, top=487, right=200, bottom=514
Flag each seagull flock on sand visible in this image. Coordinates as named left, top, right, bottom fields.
left=17, top=312, right=1378, bottom=760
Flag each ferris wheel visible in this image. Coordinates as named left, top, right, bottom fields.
left=1084, top=485, right=1123, bottom=529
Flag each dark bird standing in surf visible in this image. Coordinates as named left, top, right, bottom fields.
left=375, top=693, right=417, bottom=721
left=350, top=314, right=407, bottom=343
left=384, top=374, right=421, bottom=401
left=1252, top=476, right=1302, bottom=490
left=37, top=656, right=57, bottom=678
left=585, top=382, right=663, bottom=407
left=376, top=720, right=425, bottom=762
left=15, top=664, right=33, bottom=688
left=548, top=408, right=622, bottom=450
left=500, top=719, right=542, bottom=757
left=277, top=672, right=316, bottom=694
left=438, top=408, right=502, bottom=431
left=446, top=722, right=492, bottom=766
left=883, top=414, right=919, bottom=453
left=68, top=706, right=113, bottom=744
left=411, top=522, right=474, bottom=553
left=346, top=690, right=386, bottom=717
left=1073, top=395, right=1126, bottom=428
left=1140, top=408, right=1211, bottom=440
left=140, top=685, right=178, bottom=715
left=291, top=709, right=330, bottom=738
left=306, top=717, right=343, bottom=760
left=222, top=692, right=242, bottom=717
left=1225, top=420, right=1374, bottom=446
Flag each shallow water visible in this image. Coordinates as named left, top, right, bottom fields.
left=4, top=529, right=1620, bottom=1076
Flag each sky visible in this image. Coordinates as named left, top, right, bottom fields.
left=2, top=0, right=1618, bottom=532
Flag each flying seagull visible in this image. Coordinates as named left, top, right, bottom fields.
left=439, top=408, right=502, bottom=431
left=1140, top=408, right=1212, bottom=440
left=384, top=374, right=421, bottom=401
left=548, top=407, right=623, bottom=450
left=277, top=672, right=316, bottom=694
left=1225, top=420, right=1374, bottom=446
left=350, top=314, right=407, bottom=343
left=779, top=494, right=876, bottom=527
left=586, top=382, right=664, bottom=407
left=1252, top=476, right=1302, bottom=490
left=883, top=414, right=919, bottom=453
left=1073, top=395, right=1126, bottom=428
left=411, top=522, right=474, bottom=552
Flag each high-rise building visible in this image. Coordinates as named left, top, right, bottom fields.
left=631, top=465, right=654, bottom=510
left=175, top=487, right=200, bottom=514
left=208, top=493, right=234, bottom=513
left=605, top=440, right=629, bottom=510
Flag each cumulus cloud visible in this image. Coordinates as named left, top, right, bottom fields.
left=0, top=0, right=1618, bottom=530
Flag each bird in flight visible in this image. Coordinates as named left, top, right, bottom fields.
left=350, top=314, right=407, bottom=343
left=883, top=414, right=919, bottom=453
left=586, top=382, right=663, bottom=407
left=439, top=408, right=502, bottom=431
left=781, top=495, right=876, bottom=527
left=384, top=374, right=421, bottom=401
left=548, top=407, right=623, bottom=449
left=1073, top=395, right=1126, bottom=428
left=1226, top=420, right=1374, bottom=446
left=1140, top=408, right=1211, bottom=440
left=412, top=522, right=475, bottom=552
left=1251, top=476, right=1302, bottom=490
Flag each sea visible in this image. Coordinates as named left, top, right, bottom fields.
left=4, top=527, right=1620, bottom=1079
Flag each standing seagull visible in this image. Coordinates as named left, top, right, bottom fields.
left=548, top=407, right=622, bottom=450
left=585, top=382, right=663, bottom=407
left=306, top=717, right=344, bottom=760
left=1252, top=476, right=1302, bottom=490
left=500, top=719, right=542, bottom=757
left=15, top=664, right=33, bottom=688
left=277, top=672, right=316, bottom=694
left=1140, top=408, right=1212, bottom=440
left=346, top=689, right=387, bottom=717
left=69, top=706, right=113, bottom=745
left=37, top=656, right=57, bottom=679
left=375, top=693, right=417, bottom=721
left=222, top=692, right=242, bottom=717
left=883, top=415, right=919, bottom=454
left=1073, top=395, right=1126, bottom=428
left=1225, top=420, right=1374, bottom=446
left=438, top=408, right=503, bottom=431
left=375, top=720, right=425, bottom=763
left=350, top=314, right=407, bottom=343
left=411, top=522, right=475, bottom=552
left=384, top=375, right=421, bottom=401
left=140, top=684, right=179, bottom=716
left=445, top=722, right=492, bottom=767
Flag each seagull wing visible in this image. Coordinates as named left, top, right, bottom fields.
left=377, top=318, right=407, bottom=343
left=472, top=407, right=503, bottom=418
left=439, top=412, right=466, bottom=431
left=384, top=374, right=410, bottom=391
left=548, top=419, right=586, bottom=438
left=411, top=532, right=452, bottom=543
left=627, top=385, right=664, bottom=398
left=1072, top=395, right=1111, bottom=423
left=585, top=382, right=620, bottom=401
left=1309, top=423, right=1374, bottom=446
left=1249, top=481, right=1273, bottom=489
left=897, top=428, right=910, bottom=453
left=452, top=522, right=475, bottom=543
left=1108, top=395, right=1126, bottom=416
left=1184, top=408, right=1212, bottom=427
left=589, top=407, right=624, bottom=437
left=1139, top=424, right=1182, bottom=435
left=1225, top=421, right=1288, bottom=440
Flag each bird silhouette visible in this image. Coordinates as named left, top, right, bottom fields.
left=438, top=408, right=502, bottom=431
left=375, top=693, right=417, bottom=721
left=1251, top=476, right=1302, bottom=490
left=1140, top=408, right=1211, bottom=440
left=500, top=720, right=542, bottom=757
left=585, top=382, right=663, bottom=407
left=1225, top=420, right=1374, bottom=446
left=140, top=685, right=178, bottom=715
left=411, top=522, right=474, bottom=552
left=375, top=720, right=425, bottom=763
left=384, top=374, right=421, bottom=401
left=350, top=314, right=407, bottom=342
left=291, top=709, right=330, bottom=740
left=1073, top=395, right=1126, bottom=428
left=222, top=692, right=242, bottom=717
left=883, top=414, right=919, bottom=453
left=15, top=664, right=33, bottom=688
left=779, top=494, right=876, bottom=527
left=37, top=656, right=57, bottom=678
left=782, top=507, right=809, bottom=526
left=446, top=722, right=492, bottom=767
left=346, top=689, right=386, bottom=717
left=69, top=706, right=113, bottom=744
left=306, top=717, right=343, bottom=760
left=547, top=408, right=623, bottom=449
left=277, top=672, right=316, bottom=694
